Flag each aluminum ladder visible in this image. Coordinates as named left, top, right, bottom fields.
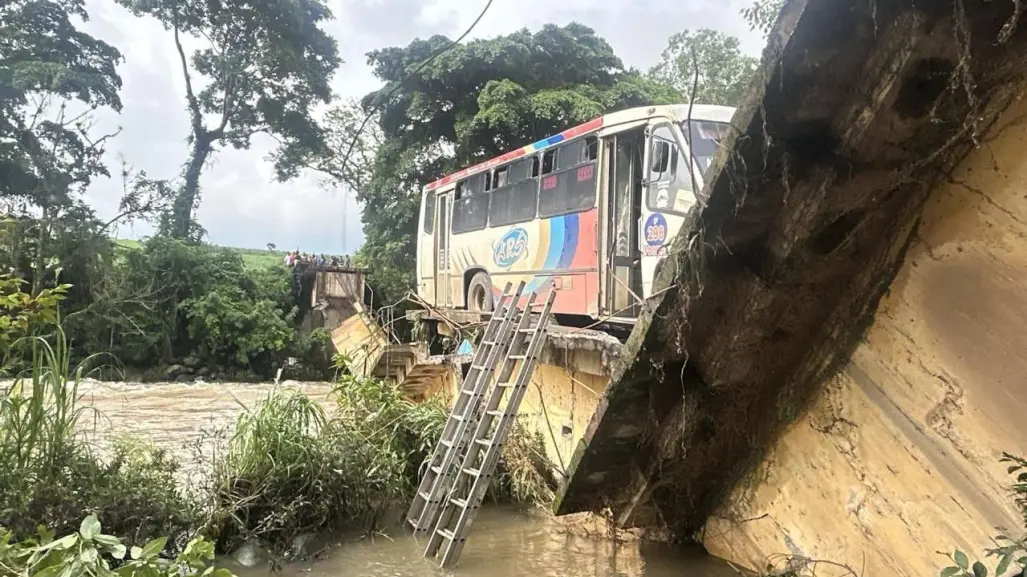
left=424, top=286, right=557, bottom=568
left=405, top=281, right=524, bottom=534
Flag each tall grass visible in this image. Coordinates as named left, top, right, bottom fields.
left=203, top=373, right=556, bottom=557
left=0, top=327, right=195, bottom=548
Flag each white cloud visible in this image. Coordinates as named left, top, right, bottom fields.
left=78, top=0, right=762, bottom=254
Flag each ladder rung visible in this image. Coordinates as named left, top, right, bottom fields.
left=419, top=490, right=430, bottom=500
left=441, top=439, right=453, bottom=447
left=471, top=364, right=486, bottom=369
left=486, top=410, right=504, bottom=417
left=474, top=438, right=491, bottom=447
left=431, top=465, right=442, bottom=474
left=451, top=497, right=469, bottom=509
left=518, top=328, right=535, bottom=334
left=509, top=355, right=526, bottom=360
left=438, top=528, right=456, bottom=541
left=407, top=517, right=417, bottom=528
left=481, top=340, right=496, bottom=346
left=463, top=467, right=481, bottom=477
left=497, top=381, right=515, bottom=388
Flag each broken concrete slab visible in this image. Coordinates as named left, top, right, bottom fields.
left=554, top=0, right=1027, bottom=539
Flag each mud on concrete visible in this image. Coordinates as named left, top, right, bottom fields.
left=555, top=0, right=1027, bottom=541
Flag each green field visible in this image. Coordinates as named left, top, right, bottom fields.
left=114, top=238, right=284, bottom=270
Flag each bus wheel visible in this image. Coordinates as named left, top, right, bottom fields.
left=467, top=272, right=494, bottom=313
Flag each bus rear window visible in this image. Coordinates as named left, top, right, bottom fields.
left=422, top=192, right=435, bottom=234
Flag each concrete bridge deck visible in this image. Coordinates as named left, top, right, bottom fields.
left=553, top=0, right=1027, bottom=542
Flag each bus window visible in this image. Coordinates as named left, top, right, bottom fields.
left=646, top=124, right=694, bottom=215
left=423, top=192, right=436, bottom=234
left=538, top=138, right=598, bottom=218
left=542, top=150, right=557, bottom=174
left=452, top=193, right=489, bottom=233
left=585, top=136, right=598, bottom=162
left=456, top=172, right=486, bottom=199
left=494, top=166, right=509, bottom=188
left=509, top=157, right=534, bottom=182
left=490, top=180, right=537, bottom=226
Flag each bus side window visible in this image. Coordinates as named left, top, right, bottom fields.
left=423, top=192, right=436, bottom=234
left=542, top=150, right=556, bottom=174
left=494, top=166, right=509, bottom=188
left=585, top=136, right=598, bottom=162
left=531, top=157, right=540, bottom=178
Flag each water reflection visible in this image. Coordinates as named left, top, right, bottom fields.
left=234, top=508, right=739, bottom=577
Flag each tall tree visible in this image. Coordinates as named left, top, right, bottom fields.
left=340, top=23, right=679, bottom=302
left=648, top=29, right=757, bottom=107
left=0, top=0, right=124, bottom=295
left=115, top=0, right=342, bottom=238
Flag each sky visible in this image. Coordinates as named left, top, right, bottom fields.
left=78, top=0, right=765, bottom=254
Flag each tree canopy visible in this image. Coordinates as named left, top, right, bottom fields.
left=116, top=0, right=342, bottom=238
left=648, top=28, right=757, bottom=107
left=340, top=23, right=680, bottom=302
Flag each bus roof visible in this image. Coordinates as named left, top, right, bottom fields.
left=424, top=103, right=736, bottom=192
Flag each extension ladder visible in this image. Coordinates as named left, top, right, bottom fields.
left=422, top=285, right=556, bottom=568
left=405, top=281, right=523, bottom=533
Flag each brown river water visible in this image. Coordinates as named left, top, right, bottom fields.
left=65, top=380, right=739, bottom=577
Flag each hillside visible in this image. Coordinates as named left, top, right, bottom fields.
left=114, top=238, right=284, bottom=270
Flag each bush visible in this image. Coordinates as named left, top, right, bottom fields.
left=204, top=372, right=556, bottom=557
left=0, top=329, right=195, bottom=551
left=0, top=515, right=232, bottom=577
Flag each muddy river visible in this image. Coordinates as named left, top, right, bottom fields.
left=70, top=380, right=739, bottom=576
left=231, top=508, right=740, bottom=577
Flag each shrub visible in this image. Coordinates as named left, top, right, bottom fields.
left=0, top=329, right=195, bottom=551
left=0, top=515, right=232, bottom=577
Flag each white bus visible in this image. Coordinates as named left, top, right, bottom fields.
left=415, top=104, right=734, bottom=323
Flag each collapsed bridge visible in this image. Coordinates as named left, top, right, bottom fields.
left=555, top=0, right=1027, bottom=548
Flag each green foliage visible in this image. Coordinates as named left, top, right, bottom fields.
left=743, top=0, right=787, bottom=36
left=0, top=274, right=67, bottom=364
left=648, top=29, right=758, bottom=107
left=940, top=453, right=1027, bottom=577
left=0, top=515, right=233, bottom=577
left=0, top=328, right=195, bottom=550
left=205, top=371, right=554, bottom=556
left=329, top=23, right=678, bottom=304
left=115, top=0, right=342, bottom=238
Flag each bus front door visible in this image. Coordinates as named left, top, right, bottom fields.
left=435, top=193, right=452, bottom=307
left=639, top=122, right=693, bottom=298
left=606, top=132, right=643, bottom=318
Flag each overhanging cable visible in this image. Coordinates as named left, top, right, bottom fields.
left=337, top=0, right=496, bottom=181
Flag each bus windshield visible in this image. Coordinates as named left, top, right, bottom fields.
left=684, top=120, right=731, bottom=175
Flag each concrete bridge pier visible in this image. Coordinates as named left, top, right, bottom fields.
left=552, top=0, right=1027, bottom=574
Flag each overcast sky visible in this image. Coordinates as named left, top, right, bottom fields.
left=78, top=0, right=764, bottom=254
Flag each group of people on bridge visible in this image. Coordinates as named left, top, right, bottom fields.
left=284, top=250, right=352, bottom=269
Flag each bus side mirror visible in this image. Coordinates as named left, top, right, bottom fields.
left=651, top=141, right=670, bottom=174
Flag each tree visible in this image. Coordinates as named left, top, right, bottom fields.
left=115, top=0, right=342, bottom=239
left=347, top=23, right=680, bottom=303
left=648, top=29, right=758, bottom=107
left=0, top=0, right=124, bottom=295
left=307, top=98, right=384, bottom=194
left=743, top=0, right=787, bottom=36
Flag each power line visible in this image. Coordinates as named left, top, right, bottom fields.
left=337, top=0, right=495, bottom=187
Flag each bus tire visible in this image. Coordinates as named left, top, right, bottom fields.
left=466, top=272, right=494, bottom=313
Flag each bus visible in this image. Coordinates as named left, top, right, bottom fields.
left=415, top=104, right=735, bottom=324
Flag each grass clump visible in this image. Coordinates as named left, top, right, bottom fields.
left=0, top=330, right=196, bottom=551
left=204, top=370, right=555, bottom=557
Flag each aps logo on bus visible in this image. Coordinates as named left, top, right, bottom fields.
left=493, top=228, right=529, bottom=268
